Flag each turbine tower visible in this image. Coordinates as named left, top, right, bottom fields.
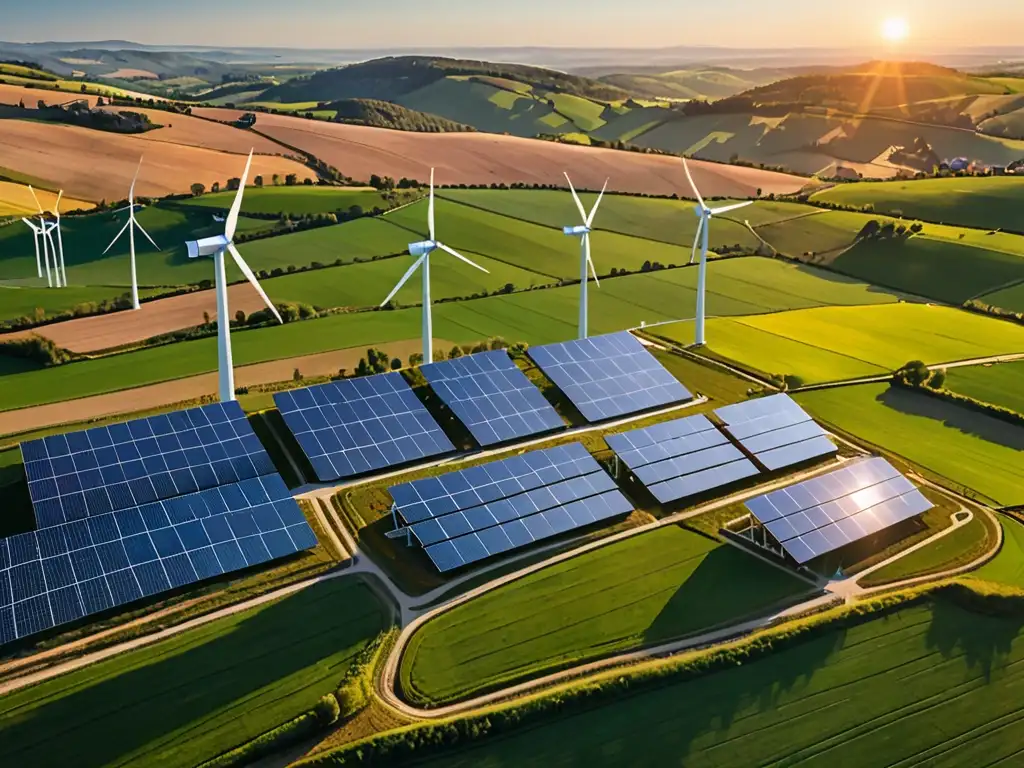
left=683, top=157, right=753, bottom=346
left=20, top=217, right=45, bottom=281
left=104, top=157, right=160, bottom=309
left=24, top=186, right=61, bottom=288
left=562, top=173, right=607, bottom=339
left=49, top=190, right=68, bottom=288
left=184, top=150, right=282, bottom=402
left=379, top=168, right=489, bottom=364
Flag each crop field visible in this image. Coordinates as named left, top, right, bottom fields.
left=946, top=361, right=1024, bottom=414
left=191, top=108, right=807, bottom=198
left=400, top=525, right=810, bottom=705
left=0, top=119, right=309, bottom=202
left=978, top=281, right=1024, bottom=312
left=0, top=181, right=92, bottom=215
left=0, top=577, right=387, bottom=768
left=660, top=304, right=1024, bottom=385
left=112, top=108, right=297, bottom=158
left=796, top=384, right=1024, bottom=506
left=412, top=600, right=1024, bottom=767
left=973, top=517, right=1024, bottom=587
left=182, top=186, right=391, bottom=215
left=0, top=284, right=163, bottom=324
left=810, top=176, right=1024, bottom=233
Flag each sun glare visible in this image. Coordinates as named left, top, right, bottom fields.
left=882, top=17, right=909, bottom=42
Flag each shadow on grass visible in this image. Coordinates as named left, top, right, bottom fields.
left=877, top=386, right=1024, bottom=451
left=926, top=596, right=1024, bottom=683
left=0, top=578, right=387, bottom=768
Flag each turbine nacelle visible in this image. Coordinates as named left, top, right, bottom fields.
left=409, top=240, right=438, bottom=258
left=563, top=225, right=590, bottom=237
left=186, top=235, right=230, bottom=260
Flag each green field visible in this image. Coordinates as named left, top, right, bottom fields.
left=946, top=361, right=1024, bottom=414
left=0, top=285, right=162, bottom=324
left=180, top=186, right=392, bottom=216
left=408, top=599, right=1024, bottom=767
left=0, top=577, right=387, bottom=768
left=658, top=304, right=1024, bottom=385
left=399, top=525, right=810, bottom=705
left=796, top=383, right=1024, bottom=506
left=979, top=281, right=1024, bottom=312
left=973, top=517, right=1024, bottom=587
left=811, top=176, right=1024, bottom=232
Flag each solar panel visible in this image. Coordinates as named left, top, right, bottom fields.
left=744, top=457, right=933, bottom=564
left=274, top=372, right=455, bottom=482
left=714, top=394, right=837, bottom=472
left=0, top=474, right=317, bottom=645
left=527, top=331, right=692, bottom=423
left=607, top=414, right=760, bottom=504
left=420, top=350, right=564, bottom=446
left=388, top=443, right=632, bottom=573
left=20, top=402, right=277, bottom=530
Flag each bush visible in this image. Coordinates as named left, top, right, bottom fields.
left=313, top=693, right=340, bottom=728
left=0, top=334, right=72, bottom=366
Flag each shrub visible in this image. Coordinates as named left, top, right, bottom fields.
left=313, top=693, right=340, bottom=728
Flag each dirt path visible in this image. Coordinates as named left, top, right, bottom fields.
left=0, top=338, right=441, bottom=438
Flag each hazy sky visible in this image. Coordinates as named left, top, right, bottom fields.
left=5, top=0, right=1022, bottom=49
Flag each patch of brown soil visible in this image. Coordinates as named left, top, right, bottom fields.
left=116, top=108, right=298, bottom=157
left=194, top=108, right=807, bottom=198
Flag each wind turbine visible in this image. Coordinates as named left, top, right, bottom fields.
left=103, top=157, right=160, bottom=309
left=379, top=168, right=489, bottom=364
left=184, top=150, right=282, bottom=402
left=23, top=186, right=61, bottom=288
left=682, top=157, right=753, bottom=346
left=20, top=217, right=45, bottom=282
left=562, top=173, right=607, bottom=339
left=49, top=190, right=68, bottom=288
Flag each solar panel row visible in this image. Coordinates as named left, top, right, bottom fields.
left=744, top=457, right=933, bottom=564
left=21, top=402, right=275, bottom=530
left=606, top=414, right=760, bottom=504
left=528, top=332, right=692, bottom=423
left=388, top=443, right=632, bottom=572
left=714, top=394, right=837, bottom=472
left=0, top=475, right=317, bottom=645
left=420, top=351, right=564, bottom=446
left=273, top=373, right=455, bottom=482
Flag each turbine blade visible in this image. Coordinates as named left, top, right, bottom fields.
left=689, top=216, right=704, bottom=265
left=225, top=149, right=253, bottom=242
left=436, top=242, right=489, bottom=273
left=564, top=172, right=587, bottom=222
left=710, top=200, right=755, bottom=215
left=428, top=167, right=436, bottom=242
left=54, top=190, right=63, bottom=218
left=130, top=156, right=143, bottom=201
left=228, top=243, right=281, bottom=324
left=682, top=157, right=705, bottom=209
left=585, top=178, right=609, bottom=228
left=21, top=218, right=40, bottom=232
left=28, top=185, right=45, bottom=214
left=103, top=218, right=132, bottom=254
left=380, top=254, right=427, bottom=306
left=134, top=219, right=160, bottom=251
left=584, top=233, right=599, bottom=287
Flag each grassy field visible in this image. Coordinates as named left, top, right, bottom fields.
left=979, top=281, right=1024, bottom=312
left=946, top=361, right=1024, bottom=414
left=810, top=176, right=1024, bottom=232
left=180, top=186, right=393, bottom=216
left=973, top=516, right=1024, bottom=587
left=0, top=577, right=387, bottom=768
left=408, top=599, right=1024, bottom=767
left=0, top=285, right=164, bottom=323
left=399, top=525, right=811, bottom=705
left=796, top=383, right=1024, bottom=507
left=658, top=304, right=1024, bottom=385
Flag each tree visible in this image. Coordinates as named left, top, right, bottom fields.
left=336, top=681, right=367, bottom=719
left=211, top=182, right=221, bottom=193
left=348, top=205, right=364, bottom=219
left=857, top=219, right=881, bottom=239
left=254, top=175, right=263, bottom=187
left=409, top=352, right=424, bottom=367
left=285, top=174, right=298, bottom=186
left=391, top=357, right=402, bottom=370
left=369, top=174, right=383, bottom=190
left=202, top=311, right=211, bottom=326
left=272, top=174, right=281, bottom=186
left=227, top=177, right=241, bottom=191
left=190, top=183, right=206, bottom=197
left=337, top=367, right=348, bottom=379
left=303, top=177, right=314, bottom=186
left=897, top=360, right=931, bottom=387
left=929, top=368, right=947, bottom=389
left=81, top=83, right=87, bottom=93
left=293, top=368, right=303, bottom=382
left=313, top=693, right=340, bottom=727
left=448, top=345, right=464, bottom=360
left=235, top=310, right=246, bottom=324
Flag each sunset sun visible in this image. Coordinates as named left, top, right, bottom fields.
left=882, top=16, right=910, bottom=42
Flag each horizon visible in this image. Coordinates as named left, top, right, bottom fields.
left=5, top=0, right=1024, bottom=50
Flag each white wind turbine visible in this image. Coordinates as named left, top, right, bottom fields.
left=49, top=190, right=68, bottom=289
left=683, top=157, right=753, bottom=346
left=562, top=173, right=608, bottom=340
left=21, top=186, right=63, bottom=288
left=103, top=157, right=160, bottom=309
left=379, top=168, right=489, bottom=364
left=20, top=217, right=46, bottom=283
left=184, top=150, right=282, bottom=402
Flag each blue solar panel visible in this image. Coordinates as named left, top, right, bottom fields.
left=0, top=475, right=316, bottom=645
left=528, top=331, right=692, bottom=422
left=21, top=402, right=276, bottom=530
left=744, top=457, right=932, bottom=564
left=388, top=443, right=632, bottom=573
left=420, top=350, right=565, bottom=446
left=714, top=394, right=837, bottom=472
left=607, top=414, right=761, bottom=505
left=274, top=372, right=455, bottom=482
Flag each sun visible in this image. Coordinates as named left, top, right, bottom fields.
left=882, top=17, right=909, bottom=43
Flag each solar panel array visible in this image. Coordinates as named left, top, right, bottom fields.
left=606, top=414, right=760, bottom=504
left=714, top=394, right=837, bottom=472
left=21, top=402, right=276, bottom=529
left=744, top=457, right=933, bottom=564
left=388, top=443, right=632, bottom=573
left=420, top=351, right=564, bottom=446
left=528, top=331, right=692, bottom=422
left=274, top=373, right=455, bottom=482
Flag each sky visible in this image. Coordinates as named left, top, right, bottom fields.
left=4, top=0, right=1022, bottom=49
